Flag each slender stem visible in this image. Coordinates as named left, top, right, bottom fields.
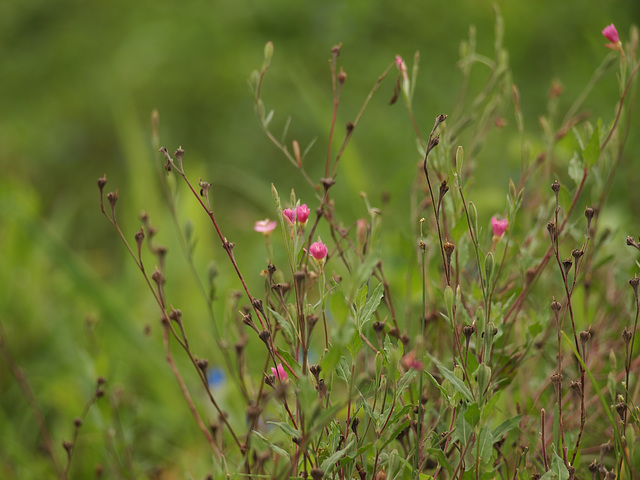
left=504, top=168, right=588, bottom=325
left=540, top=408, right=549, bottom=471
left=0, top=319, right=64, bottom=479
left=421, top=116, right=449, bottom=286
left=601, top=58, right=640, bottom=150
left=162, top=323, right=225, bottom=458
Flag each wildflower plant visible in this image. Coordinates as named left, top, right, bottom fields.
left=92, top=11, right=640, bottom=480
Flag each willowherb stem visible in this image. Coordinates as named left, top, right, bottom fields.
left=158, top=147, right=298, bottom=380
left=421, top=114, right=449, bottom=286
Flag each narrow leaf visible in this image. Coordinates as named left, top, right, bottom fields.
left=267, top=421, right=300, bottom=439
left=358, top=282, right=385, bottom=331
left=432, top=359, right=473, bottom=403
left=478, top=425, right=494, bottom=465
left=252, top=430, right=290, bottom=460
left=426, top=448, right=453, bottom=477
left=491, top=414, right=522, bottom=440
left=268, top=307, right=296, bottom=344
left=320, top=438, right=355, bottom=473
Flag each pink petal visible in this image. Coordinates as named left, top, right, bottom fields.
left=602, top=24, right=620, bottom=44
left=491, top=217, right=509, bottom=237
left=283, top=208, right=296, bottom=225
left=254, top=219, right=277, bottom=233
left=309, top=241, right=328, bottom=261
left=296, top=204, right=310, bottom=224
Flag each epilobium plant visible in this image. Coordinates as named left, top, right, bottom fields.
left=97, top=13, right=640, bottom=480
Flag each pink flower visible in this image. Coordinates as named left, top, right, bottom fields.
left=491, top=217, right=509, bottom=237
left=271, top=363, right=288, bottom=382
left=309, top=241, right=328, bottom=262
left=283, top=208, right=296, bottom=225
left=254, top=219, right=277, bottom=234
left=602, top=24, right=624, bottom=53
left=602, top=24, right=620, bottom=44
left=296, top=204, right=310, bottom=225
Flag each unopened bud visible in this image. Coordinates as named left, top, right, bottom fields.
left=462, top=324, right=475, bottom=340
left=562, top=258, right=572, bottom=276
left=338, top=68, right=347, bottom=85
left=151, top=267, right=164, bottom=286
left=258, top=330, right=271, bottom=345
left=107, top=191, right=118, bottom=211
left=630, top=274, right=639, bottom=296
left=439, top=180, right=449, bottom=200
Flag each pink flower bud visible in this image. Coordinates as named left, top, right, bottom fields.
left=296, top=204, right=310, bottom=225
left=271, top=363, right=288, bottom=382
left=283, top=208, right=296, bottom=225
left=602, top=24, right=620, bottom=44
left=309, top=241, right=328, bottom=262
left=602, top=24, right=624, bottom=53
left=395, top=54, right=410, bottom=100
left=253, top=219, right=277, bottom=234
left=491, top=217, right=509, bottom=237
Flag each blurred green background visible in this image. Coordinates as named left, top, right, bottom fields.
left=1, top=0, right=639, bottom=477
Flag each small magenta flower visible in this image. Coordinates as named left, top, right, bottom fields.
left=602, top=24, right=620, bottom=43
left=309, top=241, right=328, bottom=263
left=283, top=208, right=296, bottom=225
left=602, top=24, right=623, bottom=53
left=296, top=204, right=310, bottom=225
left=271, top=363, right=288, bottom=382
left=254, top=218, right=277, bottom=235
left=491, top=217, right=509, bottom=237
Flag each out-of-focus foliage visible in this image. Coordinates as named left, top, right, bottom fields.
left=1, top=0, right=639, bottom=478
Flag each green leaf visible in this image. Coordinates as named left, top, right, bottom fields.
left=276, top=346, right=300, bottom=374
left=583, top=122, right=600, bottom=168
left=426, top=448, right=453, bottom=477
left=308, top=404, right=343, bottom=434
left=345, top=329, right=362, bottom=359
left=268, top=307, right=296, bottom=345
left=354, top=284, right=368, bottom=315
left=455, top=405, right=472, bottom=444
left=539, top=453, right=569, bottom=480
left=396, top=369, right=418, bottom=399
left=379, top=404, right=414, bottom=435
left=252, top=430, right=290, bottom=461
left=358, top=393, right=380, bottom=426
left=320, top=438, right=355, bottom=473
left=431, top=358, right=474, bottom=403
left=377, top=418, right=410, bottom=451
left=358, top=282, right=384, bottom=332
left=425, top=371, right=451, bottom=403
left=464, top=403, right=480, bottom=426
left=267, top=421, right=300, bottom=439
left=477, top=425, right=494, bottom=465
left=491, top=414, right=521, bottom=440
left=567, top=154, right=584, bottom=186
left=336, top=356, right=351, bottom=384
